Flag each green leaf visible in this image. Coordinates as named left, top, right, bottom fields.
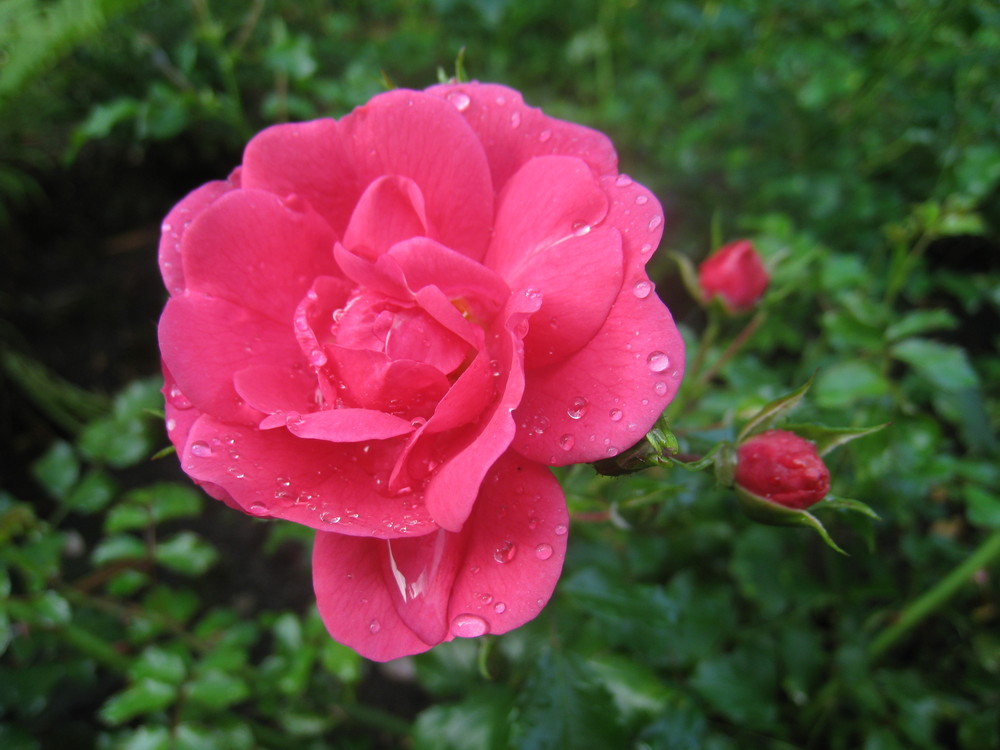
left=154, top=532, right=217, bottom=576
left=92, top=534, right=146, bottom=566
left=106, top=483, right=202, bottom=533
left=964, top=486, right=1000, bottom=529
left=30, top=440, right=79, bottom=500
left=511, top=648, right=628, bottom=750
left=112, top=726, right=171, bottom=750
left=587, top=654, right=672, bottom=725
left=690, top=642, right=779, bottom=731
left=814, top=361, right=888, bottom=409
left=63, top=469, right=117, bottom=514
left=737, top=375, right=814, bottom=442
left=891, top=338, right=978, bottom=392
left=184, top=668, right=249, bottom=711
left=413, top=686, right=514, bottom=750
left=885, top=309, right=957, bottom=342
left=99, top=678, right=177, bottom=726
left=129, top=646, right=187, bottom=686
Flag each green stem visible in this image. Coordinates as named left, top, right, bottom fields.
left=868, top=529, right=1000, bottom=660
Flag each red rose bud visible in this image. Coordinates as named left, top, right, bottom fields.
left=735, top=429, right=830, bottom=510
left=698, top=239, right=769, bottom=312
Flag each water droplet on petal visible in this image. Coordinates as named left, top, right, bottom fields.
left=493, top=540, right=517, bottom=564
left=535, top=543, right=554, bottom=561
left=190, top=441, right=212, bottom=457
left=567, top=397, right=588, bottom=419
left=615, top=174, right=633, bottom=186
left=451, top=613, right=489, bottom=638
left=309, top=348, right=327, bottom=367
left=510, top=111, right=521, bottom=128
left=554, top=524, right=568, bottom=536
left=572, top=221, right=591, bottom=236
left=447, top=90, right=471, bottom=111
left=635, top=195, right=649, bottom=205
left=166, top=418, right=177, bottom=432
left=249, top=502, right=268, bottom=516
left=167, top=384, right=193, bottom=410
left=609, top=408, right=623, bottom=422
left=632, top=280, right=653, bottom=299
left=606, top=446, right=619, bottom=456
left=539, top=129, right=552, bottom=142
left=648, top=215, right=663, bottom=231
left=369, top=619, right=381, bottom=634
left=559, top=434, right=575, bottom=451
left=493, top=602, right=507, bottom=614
left=647, top=351, right=670, bottom=372
left=654, top=381, right=668, bottom=396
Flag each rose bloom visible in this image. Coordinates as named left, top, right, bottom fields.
left=735, top=429, right=831, bottom=510
left=158, top=83, right=684, bottom=661
left=698, top=239, right=769, bottom=312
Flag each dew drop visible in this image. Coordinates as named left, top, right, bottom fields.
left=167, top=384, right=193, bottom=410
left=654, top=381, right=668, bottom=396
left=190, top=441, right=212, bottom=457
left=531, top=415, right=550, bottom=435
left=249, top=502, right=268, bottom=516
left=369, top=619, right=381, bottom=634
left=554, top=524, right=568, bottom=536
left=635, top=195, right=649, bottom=205
left=606, top=446, right=620, bottom=457
left=493, top=540, right=517, bottom=564
left=228, top=467, right=245, bottom=479
left=567, top=397, right=588, bottom=419
left=572, top=221, right=591, bottom=236
left=559, top=434, right=576, bottom=451
left=309, top=348, right=327, bottom=367
left=451, top=613, right=490, bottom=638
left=494, top=602, right=507, bottom=614
left=632, top=280, right=653, bottom=299
left=535, top=543, right=554, bottom=561
left=615, top=174, right=633, bottom=187
left=166, top=418, right=177, bottom=432
left=640, top=243, right=654, bottom=255
left=609, top=408, right=623, bottom=422
left=539, top=129, right=552, bottom=142
left=319, top=512, right=341, bottom=524
left=446, top=90, right=471, bottom=111
left=647, top=351, right=670, bottom=372
left=510, top=111, right=521, bottom=128
left=648, top=215, right=663, bottom=231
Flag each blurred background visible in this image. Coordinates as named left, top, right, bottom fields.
left=1, top=1, right=998, bottom=748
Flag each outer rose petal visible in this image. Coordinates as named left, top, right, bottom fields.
left=339, top=90, right=495, bottom=261
left=428, top=82, right=618, bottom=193
left=313, top=452, right=567, bottom=661
left=159, top=179, right=235, bottom=295
left=512, top=181, right=684, bottom=465
left=342, top=175, right=431, bottom=259
left=241, top=118, right=360, bottom=237
left=159, top=295, right=303, bottom=424
left=181, top=189, right=339, bottom=325
left=181, top=413, right=436, bottom=536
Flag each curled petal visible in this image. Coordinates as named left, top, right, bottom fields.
left=159, top=179, right=235, bottom=296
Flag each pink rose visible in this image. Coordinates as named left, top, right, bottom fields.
left=158, top=83, right=684, bottom=661
left=735, top=430, right=830, bottom=510
left=698, top=239, right=769, bottom=312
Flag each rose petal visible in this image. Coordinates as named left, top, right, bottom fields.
left=159, top=179, right=234, bottom=296
left=312, top=452, right=567, bottom=661
left=428, top=82, right=618, bottom=193
left=181, top=189, right=339, bottom=325
left=182, top=413, right=436, bottom=536
left=339, top=89, right=494, bottom=260
left=277, top=408, right=415, bottom=442
left=241, top=118, right=360, bottom=237
left=342, top=175, right=431, bottom=259
left=326, top=346, right=451, bottom=418
left=233, top=365, right=318, bottom=417
left=159, top=295, right=302, bottom=424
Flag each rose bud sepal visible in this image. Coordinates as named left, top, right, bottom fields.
left=735, top=483, right=848, bottom=556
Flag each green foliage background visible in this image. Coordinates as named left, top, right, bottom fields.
left=1, top=1, right=999, bottom=748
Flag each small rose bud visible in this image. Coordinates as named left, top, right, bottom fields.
left=735, top=429, right=830, bottom=510
left=698, top=239, right=769, bottom=313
